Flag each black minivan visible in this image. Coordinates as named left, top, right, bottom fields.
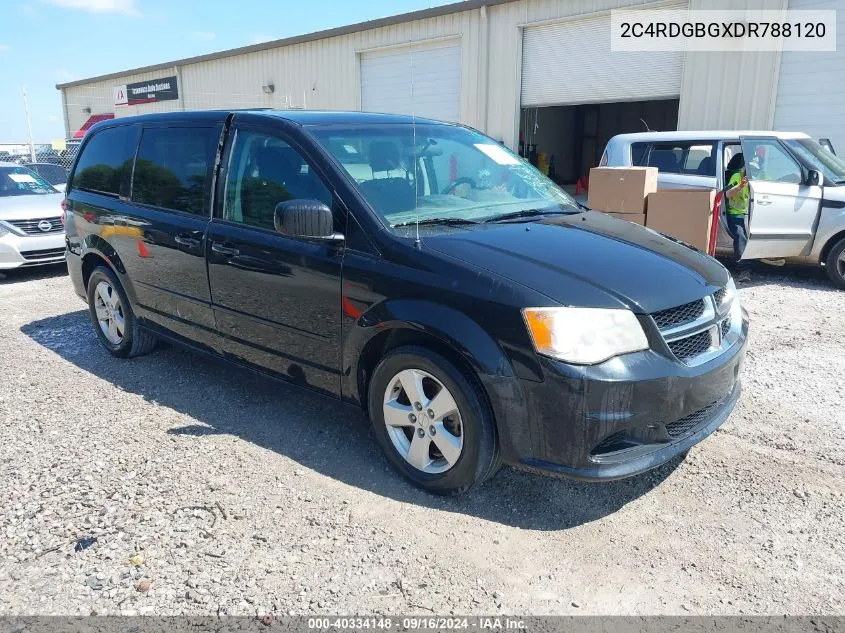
left=64, top=110, right=748, bottom=494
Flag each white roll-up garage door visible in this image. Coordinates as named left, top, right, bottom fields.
left=521, top=6, right=686, bottom=107
left=360, top=42, right=462, bottom=123
left=774, top=0, right=845, bottom=152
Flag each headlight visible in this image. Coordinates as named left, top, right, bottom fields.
left=722, top=276, right=737, bottom=307
left=0, top=221, right=11, bottom=237
left=522, top=307, right=649, bottom=365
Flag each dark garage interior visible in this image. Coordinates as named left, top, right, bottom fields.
left=518, top=98, right=680, bottom=186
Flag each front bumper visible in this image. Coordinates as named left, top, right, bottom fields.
left=514, top=309, right=748, bottom=480
left=0, top=231, right=66, bottom=269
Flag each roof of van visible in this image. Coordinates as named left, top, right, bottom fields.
left=89, top=109, right=447, bottom=129
left=609, top=130, right=811, bottom=144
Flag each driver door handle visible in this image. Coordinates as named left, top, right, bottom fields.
left=211, top=242, right=240, bottom=257
left=174, top=234, right=201, bottom=248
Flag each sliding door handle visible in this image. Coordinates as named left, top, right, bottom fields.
left=211, top=242, right=240, bottom=257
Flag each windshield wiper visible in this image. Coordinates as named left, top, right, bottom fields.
left=392, top=217, right=481, bottom=228
left=483, top=206, right=582, bottom=223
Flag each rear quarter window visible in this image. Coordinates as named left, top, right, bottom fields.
left=131, top=126, right=220, bottom=215
left=71, top=125, right=140, bottom=197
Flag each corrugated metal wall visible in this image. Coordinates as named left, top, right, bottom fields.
left=62, top=0, right=788, bottom=146
left=677, top=0, right=787, bottom=131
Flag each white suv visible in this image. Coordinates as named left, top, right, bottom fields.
left=0, top=162, right=66, bottom=269
left=601, top=131, right=845, bottom=289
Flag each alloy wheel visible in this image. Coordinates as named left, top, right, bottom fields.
left=94, top=281, right=125, bottom=345
left=382, top=368, right=464, bottom=474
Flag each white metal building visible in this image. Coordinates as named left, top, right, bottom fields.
left=57, top=0, right=844, bottom=184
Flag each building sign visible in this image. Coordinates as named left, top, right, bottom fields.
left=113, top=76, right=178, bottom=107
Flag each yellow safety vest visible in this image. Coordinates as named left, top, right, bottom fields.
left=726, top=170, right=748, bottom=216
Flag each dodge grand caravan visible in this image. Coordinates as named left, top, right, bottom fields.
left=602, top=131, right=845, bottom=289
left=64, top=111, right=748, bottom=494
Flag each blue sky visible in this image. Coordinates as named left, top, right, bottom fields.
left=0, top=0, right=454, bottom=142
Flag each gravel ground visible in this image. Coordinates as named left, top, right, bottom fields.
left=0, top=262, right=843, bottom=617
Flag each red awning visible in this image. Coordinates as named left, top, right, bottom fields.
left=73, top=113, right=115, bottom=139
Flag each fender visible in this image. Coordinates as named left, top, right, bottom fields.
left=341, top=299, right=532, bottom=464
left=344, top=299, right=515, bottom=395
left=77, top=234, right=138, bottom=305
left=811, top=187, right=845, bottom=262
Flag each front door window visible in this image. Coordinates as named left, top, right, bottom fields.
left=222, top=129, right=333, bottom=231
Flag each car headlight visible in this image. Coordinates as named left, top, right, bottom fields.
left=522, top=307, right=649, bottom=365
left=0, top=221, right=11, bottom=237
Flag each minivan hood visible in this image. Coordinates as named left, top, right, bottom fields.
left=423, top=211, right=729, bottom=313
left=0, top=193, right=64, bottom=221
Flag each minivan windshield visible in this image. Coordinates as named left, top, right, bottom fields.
left=309, top=124, right=579, bottom=228
left=785, top=138, right=845, bottom=184
left=0, top=166, right=57, bottom=197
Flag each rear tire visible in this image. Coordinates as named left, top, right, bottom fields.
left=368, top=345, right=500, bottom=495
left=86, top=265, right=156, bottom=358
left=825, top=238, right=845, bottom=290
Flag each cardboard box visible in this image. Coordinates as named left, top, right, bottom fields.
left=587, top=167, right=658, bottom=214
left=645, top=189, right=716, bottom=252
left=605, top=212, right=646, bottom=225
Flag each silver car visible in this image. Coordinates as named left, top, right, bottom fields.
left=601, top=131, right=845, bottom=289
left=0, top=162, right=66, bottom=269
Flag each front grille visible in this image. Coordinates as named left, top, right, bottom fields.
left=720, top=314, right=732, bottom=339
left=7, top=217, right=64, bottom=235
left=21, top=247, right=66, bottom=262
left=652, top=299, right=705, bottom=330
left=666, top=398, right=725, bottom=439
left=667, top=329, right=713, bottom=361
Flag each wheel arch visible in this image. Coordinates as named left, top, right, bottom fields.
left=342, top=299, right=516, bottom=412
left=819, top=228, right=845, bottom=265
left=79, top=236, right=136, bottom=304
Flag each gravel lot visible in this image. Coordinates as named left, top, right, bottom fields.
left=0, top=263, right=843, bottom=617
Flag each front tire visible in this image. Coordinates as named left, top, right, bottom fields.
left=86, top=265, right=156, bottom=358
left=825, top=238, right=845, bottom=290
left=368, top=346, right=500, bottom=495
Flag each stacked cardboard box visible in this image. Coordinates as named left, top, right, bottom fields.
left=587, top=167, right=657, bottom=225
left=645, top=189, right=715, bottom=252
left=587, top=167, right=717, bottom=252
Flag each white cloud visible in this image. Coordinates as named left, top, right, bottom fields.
left=42, top=0, right=139, bottom=16
left=191, top=31, right=216, bottom=41
left=249, top=34, right=274, bottom=45
left=0, top=44, right=9, bottom=53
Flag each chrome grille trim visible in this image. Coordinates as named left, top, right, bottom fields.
left=6, top=217, right=64, bottom=235
left=652, top=288, right=739, bottom=367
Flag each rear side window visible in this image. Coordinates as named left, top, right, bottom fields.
left=71, top=125, right=139, bottom=197
left=632, top=141, right=716, bottom=176
left=131, top=126, right=220, bottom=215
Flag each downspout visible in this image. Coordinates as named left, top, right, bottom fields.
left=61, top=89, right=71, bottom=140
left=175, top=65, right=185, bottom=111
left=479, top=4, right=490, bottom=134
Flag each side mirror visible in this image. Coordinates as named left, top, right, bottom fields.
left=807, top=169, right=824, bottom=187
left=274, top=199, right=344, bottom=241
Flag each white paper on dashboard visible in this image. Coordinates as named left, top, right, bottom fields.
left=474, top=143, right=520, bottom=165
left=8, top=173, right=38, bottom=184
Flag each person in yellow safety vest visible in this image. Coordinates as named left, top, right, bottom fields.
left=724, top=152, right=751, bottom=282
